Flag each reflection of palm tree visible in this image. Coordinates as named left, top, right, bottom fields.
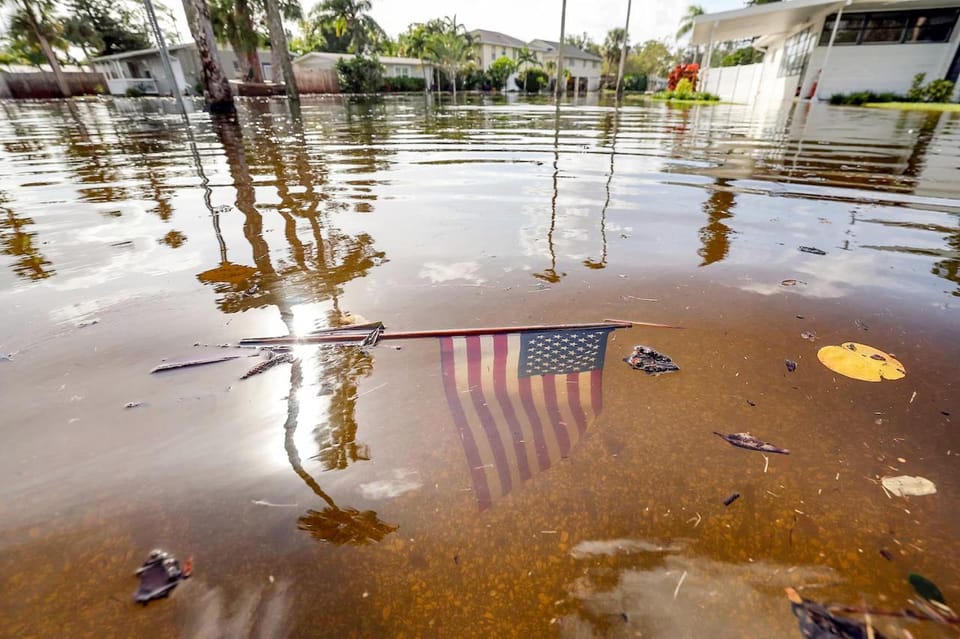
left=313, top=343, right=374, bottom=470
left=283, top=359, right=397, bottom=545
left=584, top=110, right=618, bottom=270
left=697, top=178, right=736, bottom=266
left=0, top=195, right=54, bottom=280
left=535, top=103, right=566, bottom=284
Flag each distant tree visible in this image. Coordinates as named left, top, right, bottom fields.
left=630, top=39, right=677, bottom=77
left=516, top=46, right=539, bottom=71
left=746, top=0, right=780, bottom=4
left=564, top=31, right=600, bottom=56
left=424, top=28, right=473, bottom=100
left=676, top=4, right=704, bottom=40
left=602, top=27, right=627, bottom=76
left=396, top=19, right=447, bottom=58
left=719, top=45, right=763, bottom=66
left=2, top=0, right=71, bottom=95
left=309, top=0, right=386, bottom=54
left=335, top=53, right=382, bottom=92
left=488, top=55, right=516, bottom=90
left=209, top=0, right=262, bottom=81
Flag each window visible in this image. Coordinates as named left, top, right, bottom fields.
left=502, top=47, right=507, bottom=56
left=779, top=28, right=815, bottom=78
left=819, top=8, right=959, bottom=45
left=399, top=67, right=409, bottom=77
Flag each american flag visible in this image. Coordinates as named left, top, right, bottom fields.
left=440, top=327, right=616, bottom=510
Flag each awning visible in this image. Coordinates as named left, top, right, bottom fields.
left=690, top=0, right=845, bottom=44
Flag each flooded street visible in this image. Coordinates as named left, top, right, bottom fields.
left=1, top=94, right=958, bottom=638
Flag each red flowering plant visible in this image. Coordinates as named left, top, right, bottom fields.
left=667, top=63, right=700, bottom=91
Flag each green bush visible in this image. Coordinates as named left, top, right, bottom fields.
left=488, top=56, right=518, bottom=91
left=125, top=86, right=145, bottom=98
left=653, top=78, right=720, bottom=102
left=906, top=73, right=926, bottom=102
left=622, top=73, right=647, bottom=92
left=336, top=55, right=384, bottom=94
left=382, top=76, right=426, bottom=92
left=515, top=68, right=548, bottom=93
left=924, top=79, right=955, bottom=103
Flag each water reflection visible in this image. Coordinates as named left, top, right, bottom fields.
left=0, top=193, right=54, bottom=280
left=698, top=178, right=736, bottom=267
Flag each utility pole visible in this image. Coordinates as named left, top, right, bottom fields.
left=143, top=0, right=188, bottom=118
left=181, top=0, right=235, bottom=113
left=555, top=0, right=567, bottom=98
left=615, top=0, right=632, bottom=99
left=264, top=0, right=299, bottom=102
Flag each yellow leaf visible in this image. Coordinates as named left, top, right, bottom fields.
left=816, top=342, right=905, bottom=382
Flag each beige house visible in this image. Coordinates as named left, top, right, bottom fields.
left=528, top=39, right=603, bottom=93
left=470, top=29, right=529, bottom=70
left=292, top=52, right=434, bottom=91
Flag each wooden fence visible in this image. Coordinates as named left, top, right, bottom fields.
left=1, top=71, right=106, bottom=99
left=293, top=68, right=339, bottom=94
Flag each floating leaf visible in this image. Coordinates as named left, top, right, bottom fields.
left=817, top=342, right=905, bottom=382
left=909, top=573, right=946, bottom=605
left=881, top=475, right=936, bottom=497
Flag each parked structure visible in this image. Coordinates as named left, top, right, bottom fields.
left=528, top=39, right=603, bottom=93
left=292, top=52, right=434, bottom=91
left=691, top=0, right=960, bottom=104
left=90, top=44, right=272, bottom=96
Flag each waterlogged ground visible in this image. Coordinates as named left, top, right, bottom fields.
left=0, top=94, right=958, bottom=638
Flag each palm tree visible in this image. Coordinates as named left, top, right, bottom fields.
left=424, top=30, right=473, bottom=101
left=676, top=4, right=704, bottom=41
left=209, top=0, right=263, bottom=82
left=602, top=27, right=627, bottom=76
left=314, top=0, right=385, bottom=54
left=3, top=0, right=71, bottom=96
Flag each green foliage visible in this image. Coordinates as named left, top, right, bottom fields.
left=564, top=32, right=602, bottom=57
left=125, top=86, right=145, bottom=97
left=654, top=77, right=719, bottom=101
left=833, top=74, right=956, bottom=106
left=423, top=23, right=474, bottom=95
left=488, top=55, right=517, bottom=91
left=673, top=77, right=694, bottom=97
left=719, top=46, right=763, bottom=67
left=602, top=27, right=628, bottom=75
left=629, top=40, right=676, bottom=77
left=62, top=0, right=150, bottom=58
left=382, top=76, right=425, bottom=92
left=622, top=73, right=647, bottom=92
left=299, top=0, right=388, bottom=54
left=515, top=68, right=548, bottom=92
left=335, top=54, right=384, bottom=93
left=676, top=5, right=704, bottom=41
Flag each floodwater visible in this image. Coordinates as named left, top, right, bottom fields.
left=0, top=94, right=958, bottom=638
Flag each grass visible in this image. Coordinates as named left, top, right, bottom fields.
left=863, top=101, right=960, bottom=112
left=623, top=94, right=725, bottom=106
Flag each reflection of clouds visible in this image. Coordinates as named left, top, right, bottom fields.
left=358, top=468, right=422, bottom=500
left=419, top=261, right=485, bottom=285
left=562, top=548, right=840, bottom=639
left=570, top=538, right=685, bottom=559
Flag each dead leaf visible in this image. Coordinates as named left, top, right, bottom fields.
left=817, top=343, right=905, bottom=382
left=881, top=475, right=936, bottom=497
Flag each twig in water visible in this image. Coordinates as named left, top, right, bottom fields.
left=252, top=500, right=298, bottom=508
left=673, top=571, right=687, bottom=600
left=763, top=454, right=769, bottom=474
left=687, top=512, right=702, bottom=528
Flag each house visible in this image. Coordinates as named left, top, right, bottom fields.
left=292, top=52, right=434, bottom=91
left=690, top=0, right=960, bottom=104
left=470, top=29, right=529, bottom=70
left=528, top=39, right=603, bottom=93
left=90, top=44, right=272, bottom=96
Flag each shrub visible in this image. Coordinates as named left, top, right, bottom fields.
left=668, top=63, right=699, bottom=91
left=515, top=68, right=549, bottom=93
left=336, top=55, right=384, bottom=94
left=125, top=86, right=144, bottom=98
left=924, top=79, right=955, bottom=103
left=382, top=76, right=425, bottom=92
left=906, top=73, right=926, bottom=102
left=622, top=73, right=647, bottom=92
left=488, top=56, right=518, bottom=91
left=460, top=65, right=487, bottom=91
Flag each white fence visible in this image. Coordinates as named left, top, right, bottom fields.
left=106, top=77, right=159, bottom=96
left=700, top=63, right=763, bottom=104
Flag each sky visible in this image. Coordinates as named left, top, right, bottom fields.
left=360, top=0, right=746, bottom=44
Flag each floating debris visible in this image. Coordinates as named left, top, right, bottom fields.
left=799, top=246, right=827, bottom=256
left=817, top=343, right=905, bottom=382
left=76, top=318, right=100, bottom=328
left=854, top=319, right=869, bottom=331
left=624, top=345, right=679, bottom=375
left=786, top=588, right=888, bottom=639
left=723, top=492, right=741, bottom=506
left=252, top=499, right=299, bottom=508
left=714, top=432, right=790, bottom=455
left=800, top=331, right=817, bottom=342
left=124, top=401, right=144, bottom=409
left=151, top=352, right=254, bottom=373
left=241, top=350, right=296, bottom=380
left=785, top=359, right=798, bottom=372
left=909, top=573, right=947, bottom=605
left=881, top=475, right=936, bottom=497
left=134, top=549, right=191, bottom=605
left=781, top=279, right=807, bottom=287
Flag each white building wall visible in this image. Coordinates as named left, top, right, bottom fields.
left=701, top=63, right=763, bottom=103
left=805, top=42, right=958, bottom=99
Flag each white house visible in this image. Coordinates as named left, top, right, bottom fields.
left=90, top=44, right=272, bottom=96
left=691, top=0, right=960, bottom=104
left=528, top=39, right=603, bottom=93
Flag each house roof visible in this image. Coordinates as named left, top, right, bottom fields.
left=469, top=29, right=528, bottom=48
left=293, top=52, right=429, bottom=67
left=528, top=39, right=602, bottom=62
left=689, top=0, right=960, bottom=44
left=89, top=43, right=196, bottom=63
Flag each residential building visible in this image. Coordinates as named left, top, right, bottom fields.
left=528, top=40, right=603, bottom=93
left=470, top=29, right=529, bottom=70
left=690, top=0, right=960, bottom=104
left=293, top=52, right=432, bottom=83
left=90, top=44, right=272, bottom=96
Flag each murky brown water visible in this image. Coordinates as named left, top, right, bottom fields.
left=1, top=94, right=958, bottom=638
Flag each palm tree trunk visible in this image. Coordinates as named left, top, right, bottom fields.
left=235, top=0, right=263, bottom=83
left=264, top=0, right=299, bottom=101
left=450, top=67, right=456, bottom=101
left=18, top=0, right=71, bottom=97
left=182, top=0, right=234, bottom=112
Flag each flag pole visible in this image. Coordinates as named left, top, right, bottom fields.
left=239, top=319, right=683, bottom=346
